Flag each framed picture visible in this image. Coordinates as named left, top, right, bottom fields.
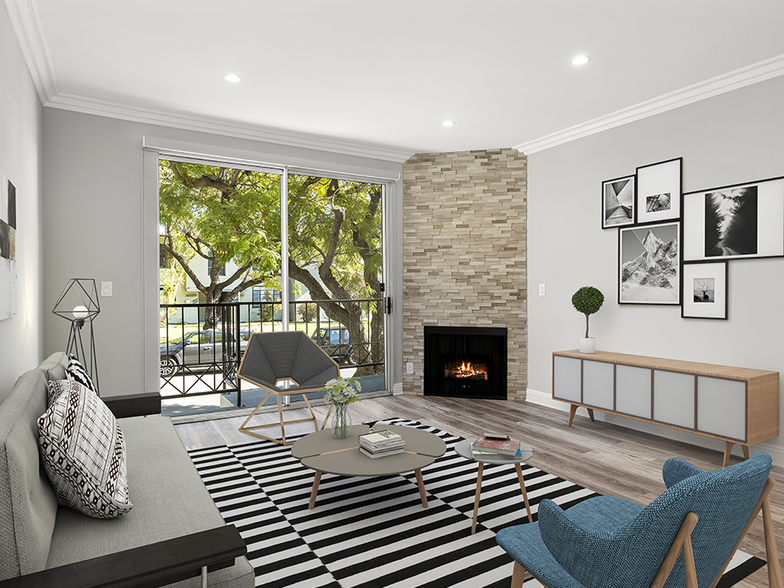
left=682, top=176, right=784, bottom=261
left=602, top=175, right=635, bottom=228
left=619, top=221, right=680, bottom=305
left=636, top=158, right=682, bottom=224
left=681, top=261, right=728, bottom=320
left=0, top=172, right=16, bottom=321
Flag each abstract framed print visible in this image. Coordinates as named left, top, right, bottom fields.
left=619, top=221, right=680, bottom=305
left=681, top=261, right=727, bottom=320
left=602, top=175, right=635, bottom=229
left=682, top=176, right=784, bottom=261
left=636, top=158, right=682, bottom=224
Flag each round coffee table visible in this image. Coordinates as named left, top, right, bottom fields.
left=291, top=423, right=446, bottom=509
left=454, top=438, right=534, bottom=533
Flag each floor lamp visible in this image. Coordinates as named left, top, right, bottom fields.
left=52, top=278, right=100, bottom=395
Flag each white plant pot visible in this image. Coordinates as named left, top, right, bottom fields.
left=579, top=337, right=596, bottom=354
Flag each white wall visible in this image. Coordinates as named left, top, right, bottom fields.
left=0, top=4, right=44, bottom=403
left=42, top=109, right=403, bottom=397
left=527, top=75, right=784, bottom=463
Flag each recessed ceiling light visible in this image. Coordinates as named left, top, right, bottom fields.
left=223, top=73, right=242, bottom=83
left=571, top=55, right=590, bottom=66
left=442, top=120, right=455, bottom=127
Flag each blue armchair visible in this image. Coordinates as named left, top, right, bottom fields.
left=496, top=452, right=782, bottom=588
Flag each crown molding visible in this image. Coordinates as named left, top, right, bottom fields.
left=515, top=54, right=784, bottom=155
left=45, top=93, right=415, bottom=164
left=3, top=0, right=56, bottom=103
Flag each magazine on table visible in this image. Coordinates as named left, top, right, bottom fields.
left=471, top=436, right=521, bottom=455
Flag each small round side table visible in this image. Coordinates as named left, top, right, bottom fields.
left=454, top=438, right=534, bottom=534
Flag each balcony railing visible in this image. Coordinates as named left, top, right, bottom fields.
left=159, top=298, right=384, bottom=404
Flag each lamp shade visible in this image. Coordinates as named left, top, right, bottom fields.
left=53, top=279, right=100, bottom=323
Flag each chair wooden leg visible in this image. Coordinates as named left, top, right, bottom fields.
left=683, top=533, right=698, bottom=588
left=651, top=512, right=699, bottom=588
left=762, top=494, right=783, bottom=588
left=511, top=561, right=527, bottom=588
left=277, top=394, right=287, bottom=444
left=320, top=402, right=335, bottom=430
left=301, top=393, right=320, bottom=431
left=709, top=478, right=777, bottom=588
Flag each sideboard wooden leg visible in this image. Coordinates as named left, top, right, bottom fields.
left=723, top=442, right=733, bottom=468
left=741, top=445, right=750, bottom=460
left=587, top=408, right=595, bottom=422
left=568, top=404, right=577, bottom=427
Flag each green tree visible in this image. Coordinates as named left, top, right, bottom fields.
left=287, top=175, right=383, bottom=375
left=159, top=161, right=281, bottom=328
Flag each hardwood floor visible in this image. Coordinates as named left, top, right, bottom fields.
left=174, top=395, right=784, bottom=588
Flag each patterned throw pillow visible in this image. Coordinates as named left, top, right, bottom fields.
left=47, top=378, right=93, bottom=407
left=66, top=354, right=97, bottom=393
left=37, top=382, right=133, bottom=519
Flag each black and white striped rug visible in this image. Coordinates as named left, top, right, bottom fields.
left=187, top=417, right=765, bottom=587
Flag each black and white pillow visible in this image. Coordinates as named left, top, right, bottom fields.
left=66, top=354, right=97, bottom=393
left=38, top=382, right=133, bottom=519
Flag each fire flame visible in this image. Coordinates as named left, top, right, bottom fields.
left=446, top=360, right=488, bottom=380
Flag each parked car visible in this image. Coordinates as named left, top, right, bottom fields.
left=160, top=330, right=249, bottom=377
left=310, top=327, right=356, bottom=365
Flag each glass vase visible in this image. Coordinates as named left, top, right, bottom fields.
left=331, top=403, right=352, bottom=439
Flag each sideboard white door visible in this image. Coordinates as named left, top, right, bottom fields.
left=553, top=356, right=582, bottom=403
left=583, top=360, right=614, bottom=410
left=616, top=364, right=652, bottom=419
left=697, top=376, right=747, bottom=441
left=653, top=370, right=695, bottom=429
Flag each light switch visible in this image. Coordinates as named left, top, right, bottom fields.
left=539, top=283, right=546, bottom=296
left=406, top=362, right=414, bottom=374
left=101, top=281, right=113, bottom=297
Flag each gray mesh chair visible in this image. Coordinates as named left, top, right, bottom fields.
left=237, top=331, right=339, bottom=445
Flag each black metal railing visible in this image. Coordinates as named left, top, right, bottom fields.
left=159, top=298, right=384, bottom=404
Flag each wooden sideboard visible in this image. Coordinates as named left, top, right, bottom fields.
left=552, top=350, right=780, bottom=466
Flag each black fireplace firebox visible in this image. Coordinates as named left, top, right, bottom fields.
left=423, top=326, right=507, bottom=399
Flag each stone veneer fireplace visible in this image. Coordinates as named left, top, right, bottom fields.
left=402, top=149, right=527, bottom=401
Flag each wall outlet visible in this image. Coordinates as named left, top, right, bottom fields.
left=406, top=362, right=414, bottom=374
left=101, top=281, right=113, bottom=297
left=539, top=283, right=545, bottom=296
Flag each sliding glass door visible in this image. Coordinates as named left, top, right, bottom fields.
left=158, top=158, right=386, bottom=405
left=287, top=174, right=385, bottom=391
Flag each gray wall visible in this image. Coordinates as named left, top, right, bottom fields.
left=42, top=109, right=403, bottom=398
left=0, top=4, right=44, bottom=403
left=527, top=75, right=784, bottom=463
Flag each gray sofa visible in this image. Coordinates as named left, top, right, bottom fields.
left=0, top=352, right=254, bottom=587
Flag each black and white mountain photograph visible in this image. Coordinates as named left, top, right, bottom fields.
left=704, top=186, right=758, bottom=257
left=619, top=222, right=680, bottom=304
left=693, top=277, right=715, bottom=303
left=602, top=176, right=634, bottom=228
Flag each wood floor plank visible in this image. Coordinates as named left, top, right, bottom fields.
left=174, top=395, right=783, bottom=588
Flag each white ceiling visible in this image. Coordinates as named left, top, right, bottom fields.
left=8, top=0, right=784, bottom=161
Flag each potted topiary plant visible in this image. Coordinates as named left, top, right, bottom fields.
left=571, top=286, right=604, bottom=353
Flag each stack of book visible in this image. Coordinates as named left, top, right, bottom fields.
left=359, top=429, right=405, bottom=459
left=471, top=434, right=523, bottom=459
